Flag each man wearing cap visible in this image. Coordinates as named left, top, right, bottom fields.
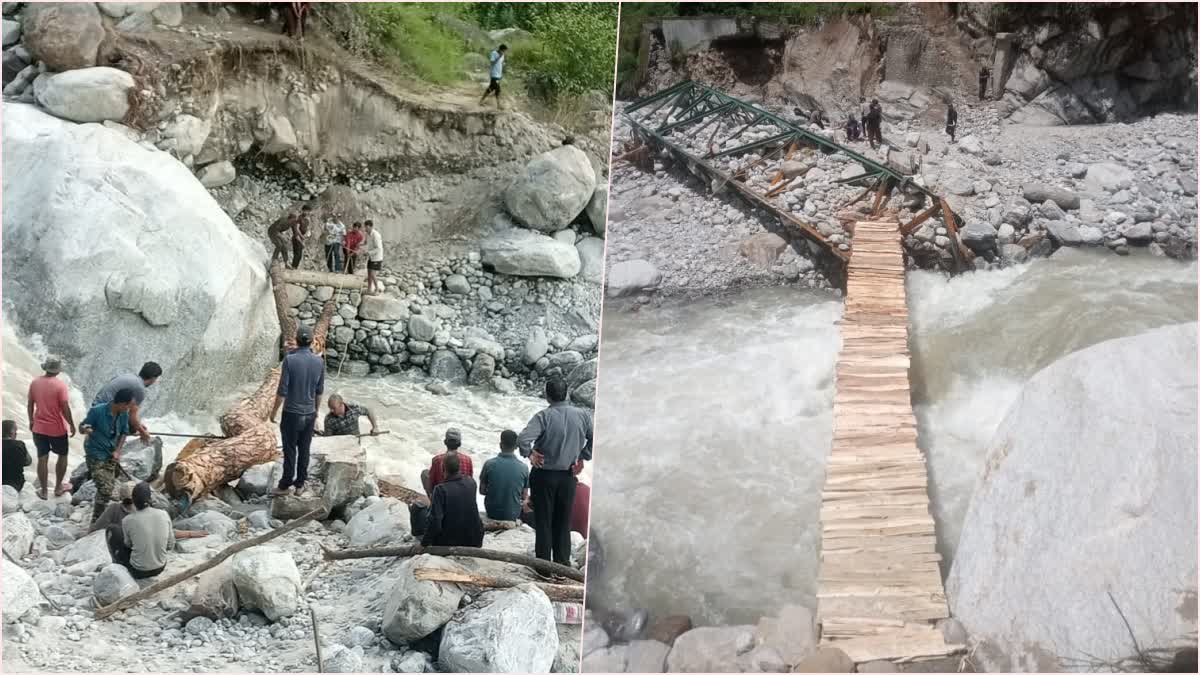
left=81, top=389, right=135, bottom=523
left=270, top=324, right=325, bottom=496
left=26, top=357, right=76, bottom=499
left=93, top=362, right=162, bottom=445
left=111, top=482, right=174, bottom=579
left=422, top=428, right=474, bottom=500
left=518, top=377, right=593, bottom=565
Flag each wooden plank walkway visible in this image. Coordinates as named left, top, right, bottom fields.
left=815, top=220, right=960, bottom=664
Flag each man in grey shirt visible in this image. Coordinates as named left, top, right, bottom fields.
left=112, top=482, right=173, bottom=579
left=92, top=362, right=162, bottom=443
left=269, top=324, right=325, bottom=496
left=518, top=377, right=593, bottom=564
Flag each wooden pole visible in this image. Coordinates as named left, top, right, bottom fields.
left=320, top=544, right=585, bottom=583
left=95, top=508, right=323, bottom=619
left=413, top=568, right=584, bottom=602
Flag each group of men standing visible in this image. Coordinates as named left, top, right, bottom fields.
left=268, top=206, right=385, bottom=294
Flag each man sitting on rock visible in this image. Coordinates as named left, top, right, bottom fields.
left=110, top=482, right=174, bottom=579
left=343, top=222, right=364, bottom=275
left=317, top=394, right=378, bottom=437
left=81, top=389, right=135, bottom=524
left=422, top=428, right=474, bottom=500
left=479, top=430, right=529, bottom=522
left=420, top=453, right=483, bottom=549
left=2, top=419, right=32, bottom=493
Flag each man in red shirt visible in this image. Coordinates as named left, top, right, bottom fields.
left=421, top=428, right=474, bottom=499
left=26, top=358, right=76, bottom=499
left=342, top=222, right=365, bottom=275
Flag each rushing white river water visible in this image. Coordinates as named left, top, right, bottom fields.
left=589, top=248, right=1198, bottom=627
left=1, top=321, right=583, bottom=512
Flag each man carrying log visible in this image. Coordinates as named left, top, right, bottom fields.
left=518, top=378, right=593, bottom=565
left=81, top=388, right=135, bottom=523
left=269, top=324, right=325, bottom=497
left=420, top=453, right=483, bottom=549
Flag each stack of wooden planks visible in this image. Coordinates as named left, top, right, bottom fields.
left=816, top=220, right=962, bottom=664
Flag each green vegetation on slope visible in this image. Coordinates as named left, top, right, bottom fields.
left=617, top=2, right=893, bottom=96
left=338, top=2, right=617, bottom=101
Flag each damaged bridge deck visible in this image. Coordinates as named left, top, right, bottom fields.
left=817, top=218, right=960, bottom=665
left=623, top=80, right=972, bottom=283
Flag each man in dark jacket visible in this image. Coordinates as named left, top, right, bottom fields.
left=978, top=66, right=990, bottom=101
left=866, top=99, right=883, bottom=149
left=946, top=103, right=958, bottom=143
left=421, top=453, right=484, bottom=548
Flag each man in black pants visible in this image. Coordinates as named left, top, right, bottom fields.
left=978, top=66, right=990, bottom=101
left=946, top=103, right=958, bottom=143
left=518, top=378, right=593, bottom=565
left=269, top=324, right=325, bottom=496
left=421, top=453, right=484, bottom=549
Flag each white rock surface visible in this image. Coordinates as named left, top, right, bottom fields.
left=2, top=511, right=35, bottom=560
left=344, top=498, right=409, bottom=547
left=439, top=584, right=559, bottom=673
left=605, top=259, right=662, bottom=298
left=381, top=555, right=467, bottom=643
left=2, top=558, right=40, bottom=622
left=197, top=160, right=236, bottom=188
left=34, top=67, right=135, bottom=123
left=504, top=145, right=597, bottom=232
left=232, top=546, right=301, bottom=621
left=480, top=229, right=582, bottom=279
left=948, top=322, right=1198, bottom=671
left=1, top=104, right=278, bottom=412
left=665, top=625, right=757, bottom=672
left=61, top=530, right=110, bottom=568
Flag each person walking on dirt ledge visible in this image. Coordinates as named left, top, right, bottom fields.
left=480, top=44, right=508, bottom=109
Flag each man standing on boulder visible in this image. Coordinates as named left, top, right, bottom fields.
left=269, top=325, right=325, bottom=496
left=364, top=219, right=384, bottom=295
left=26, top=357, right=75, bottom=499
left=80, top=388, right=135, bottom=524
left=93, top=362, right=161, bottom=445
left=518, top=378, right=593, bottom=565
left=479, top=44, right=508, bottom=109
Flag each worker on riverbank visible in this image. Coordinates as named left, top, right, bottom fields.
left=480, top=44, right=508, bottom=109
left=946, top=103, right=958, bottom=143
left=317, top=394, right=378, bottom=437
left=518, top=378, right=593, bottom=565
left=108, top=482, right=173, bottom=579
left=343, top=222, right=364, bottom=275
left=269, top=324, right=325, bottom=497
left=420, top=453, right=484, bottom=548
left=27, top=357, right=75, bottom=498
left=2, top=420, right=32, bottom=493
left=93, top=362, right=160, bottom=445
left=845, top=115, right=861, bottom=142
left=422, top=428, right=474, bottom=499
left=859, top=97, right=869, bottom=136
left=268, top=205, right=313, bottom=270
left=479, top=430, right=529, bottom=522
left=866, top=99, right=883, bottom=149
left=364, top=219, right=384, bottom=295
left=323, top=212, right=346, bottom=273
left=978, top=65, right=990, bottom=101
left=81, top=389, right=135, bottom=523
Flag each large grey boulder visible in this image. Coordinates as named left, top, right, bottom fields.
left=382, top=555, right=468, bottom=643
left=2, top=19, right=19, bottom=47
left=755, top=604, right=817, bottom=667
left=606, top=260, right=662, bottom=298
left=576, top=237, right=605, bottom=284
left=188, top=561, right=240, bottom=620
left=62, top=530, right=110, bottom=568
left=2, top=511, right=34, bottom=560
left=2, top=104, right=278, bottom=414
left=1044, top=220, right=1083, bottom=247
left=665, top=625, right=758, bottom=671
left=175, top=511, right=238, bottom=539
left=197, top=161, right=236, bottom=189
left=237, top=462, right=275, bottom=499
left=34, top=67, right=135, bottom=124
left=504, top=145, right=597, bottom=232
left=480, top=229, right=582, bottom=279
left=947, top=323, right=1198, bottom=672
left=1022, top=183, right=1080, bottom=210
left=120, top=436, right=163, bottom=481
left=2, top=558, right=40, bottom=622
left=93, top=563, right=139, bottom=606
left=439, top=584, right=558, bottom=672
left=360, top=295, right=410, bottom=322
left=1084, top=162, right=1136, bottom=193
left=429, top=350, right=468, bottom=384
left=22, top=2, right=104, bottom=71
left=585, top=185, right=608, bottom=236
left=345, top=498, right=409, bottom=548
left=961, top=221, right=998, bottom=252
left=232, top=546, right=301, bottom=621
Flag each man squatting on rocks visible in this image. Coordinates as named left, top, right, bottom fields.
left=519, top=378, right=593, bottom=565
left=26, top=357, right=75, bottom=498
left=270, top=324, right=326, bottom=496
left=94, top=481, right=174, bottom=579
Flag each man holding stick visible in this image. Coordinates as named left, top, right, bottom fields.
left=270, top=325, right=325, bottom=497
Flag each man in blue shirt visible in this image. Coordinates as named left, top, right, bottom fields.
left=479, top=44, right=508, bottom=109
left=269, top=324, right=325, bottom=496
left=80, top=388, right=134, bottom=524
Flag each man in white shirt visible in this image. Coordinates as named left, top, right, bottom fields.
left=364, top=219, right=384, bottom=295
left=324, top=214, right=346, bottom=273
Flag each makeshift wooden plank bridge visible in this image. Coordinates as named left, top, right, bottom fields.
left=815, top=218, right=961, bottom=664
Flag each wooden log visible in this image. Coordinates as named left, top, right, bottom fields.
left=280, top=268, right=366, bottom=291
left=320, top=544, right=585, bottom=583
left=413, top=568, right=584, bottom=601
left=95, top=508, right=323, bottom=619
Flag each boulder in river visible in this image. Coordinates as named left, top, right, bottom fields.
left=504, top=145, right=597, bottom=233
left=480, top=229, right=582, bottom=279
left=947, top=323, right=1198, bottom=672
left=382, top=555, right=468, bottom=644
left=2, top=103, right=278, bottom=413
left=439, top=584, right=559, bottom=672
left=232, top=546, right=301, bottom=621
left=22, top=2, right=104, bottom=71
left=34, top=67, right=135, bottom=124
